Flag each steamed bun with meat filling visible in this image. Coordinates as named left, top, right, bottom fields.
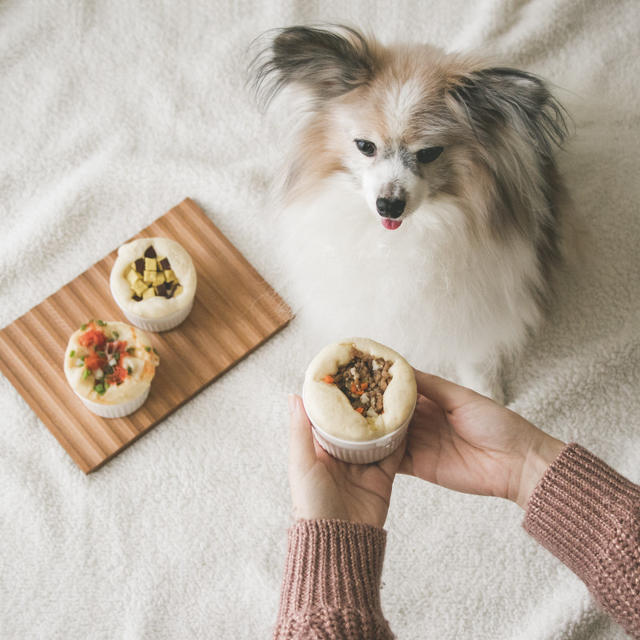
left=303, top=338, right=417, bottom=443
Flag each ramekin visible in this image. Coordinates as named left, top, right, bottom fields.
left=76, top=387, right=150, bottom=419
left=303, top=390, right=415, bottom=464
left=113, top=297, right=195, bottom=333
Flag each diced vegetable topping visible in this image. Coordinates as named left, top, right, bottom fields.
left=72, top=321, right=155, bottom=395
left=124, top=244, right=183, bottom=301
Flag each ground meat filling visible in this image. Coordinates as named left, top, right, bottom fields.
left=329, top=348, right=393, bottom=416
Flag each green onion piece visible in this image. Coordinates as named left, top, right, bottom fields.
left=127, top=366, right=133, bottom=375
left=96, top=319, right=106, bottom=326
left=82, top=368, right=91, bottom=380
left=153, top=347, right=159, bottom=355
left=126, top=347, right=135, bottom=355
left=81, top=354, right=87, bottom=360
left=114, top=351, right=120, bottom=362
left=113, top=331, right=119, bottom=339
left=145, top=346, right=151, bottom=352
left=94, top=383, right=105, bottom=395
left=69, top=350, right=76, bottom=358
left=97, top=351, right=106, bottom=358
left=80, top=324, right=87, bottom=331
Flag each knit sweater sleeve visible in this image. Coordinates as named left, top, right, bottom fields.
left=523, top=443, right=640, bottom=638
left=273, top=519, right=394, bottom=639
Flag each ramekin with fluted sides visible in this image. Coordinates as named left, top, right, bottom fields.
left=304, top=390, right=415, bottom=464
left=301, top=337, right=417, bottom=464
left=78, top=387, right=151, bottom=418
left=63, top=320, right=160, bottom=419
left=110, top=237, right=197, bottom=332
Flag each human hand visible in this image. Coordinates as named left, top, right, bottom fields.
left=287, top=394, right=405, bottom=528
left=399, top=372, right=566, bottom=508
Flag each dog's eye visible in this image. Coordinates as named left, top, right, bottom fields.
left=416, top=146, right=444, bottom=164
left=355, top=139, right=376, bottom=157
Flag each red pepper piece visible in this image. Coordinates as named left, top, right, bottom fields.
left=107, top=364, right=128, bottom=386
left=84, top=351, right=106, bottom=371
left=79, top=328, right=106, bottom=349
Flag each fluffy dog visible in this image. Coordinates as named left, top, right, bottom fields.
left=252, top=25, right=571, bottom=402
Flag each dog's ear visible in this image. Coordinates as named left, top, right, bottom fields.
left=447, top=67, right=569, bottom=157
left=252, top=26, right=379, bottom=106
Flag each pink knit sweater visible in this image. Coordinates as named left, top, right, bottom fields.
left=274, top=444, right=640, bottom=638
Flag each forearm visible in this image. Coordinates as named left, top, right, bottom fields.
left=274, top=519, right=394, bottom=639
left=523, top=443, right=640, bottom=638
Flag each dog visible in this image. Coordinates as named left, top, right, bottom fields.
left=251, top=25, right=571, bottom=402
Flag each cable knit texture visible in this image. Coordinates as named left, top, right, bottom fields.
left=524, top=443, right=640, bottom=639
left=274, top=519, right=393, bottom=639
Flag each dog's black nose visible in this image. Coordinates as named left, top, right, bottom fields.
left=376, top=197, right=405, bottom=218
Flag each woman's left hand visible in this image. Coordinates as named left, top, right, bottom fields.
left=287, top=394, right=405, bottom=528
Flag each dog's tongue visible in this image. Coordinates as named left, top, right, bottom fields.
left=381, top=218, right=402, bottom=230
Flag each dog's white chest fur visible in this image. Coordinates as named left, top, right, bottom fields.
left=276, top=177, right=543, bottom=399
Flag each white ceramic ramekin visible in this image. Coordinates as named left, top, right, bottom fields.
left=303, top=390, right=415, bottom=464
left=114, top=297, right=195, bottom=333
left=75, top=386, right=150, bottom=419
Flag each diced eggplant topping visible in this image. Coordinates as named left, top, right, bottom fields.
left=134, top=258, right=145, bottom=274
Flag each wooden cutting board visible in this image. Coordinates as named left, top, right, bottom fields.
left=0, top=198, right=292, bottom=473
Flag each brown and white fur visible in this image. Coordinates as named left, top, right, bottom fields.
left=252, top=25, right=571, bottom=402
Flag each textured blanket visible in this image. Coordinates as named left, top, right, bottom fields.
left=1, top=1, right=639, bottom=638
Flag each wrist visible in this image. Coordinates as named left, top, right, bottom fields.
left=514, top=433, right=566, bottom=509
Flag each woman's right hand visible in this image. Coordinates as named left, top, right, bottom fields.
left=399, top=371, right=566, bottom=508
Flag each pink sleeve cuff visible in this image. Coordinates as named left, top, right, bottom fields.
left=274, top=519, right=393, bottom=639
left=524, top=443, right=640, bottom=637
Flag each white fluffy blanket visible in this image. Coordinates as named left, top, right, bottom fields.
left=1, top=1, right=639, bottom=638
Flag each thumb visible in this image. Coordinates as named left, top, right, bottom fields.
left=288, top=394, right=316, bottom=470
left=414, top=370, right=480, bottom=412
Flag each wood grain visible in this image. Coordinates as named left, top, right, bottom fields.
left=0, top=198, right=292, bottom=473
